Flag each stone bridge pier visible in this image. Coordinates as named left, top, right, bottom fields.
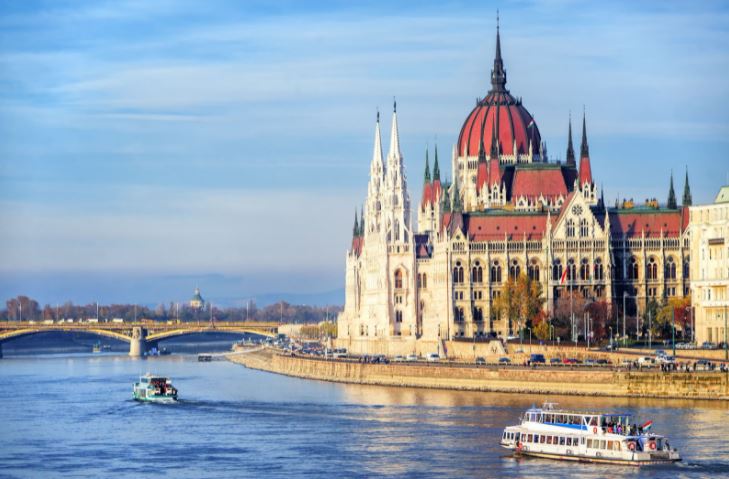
left=129, top=327, right=148, bottom=357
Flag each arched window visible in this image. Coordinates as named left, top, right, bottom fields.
left=552, top=259, right=562, bottom=281
left=646, top=257, right=658, bottom=280
left=395, top=310, right=403, bottom=323
left=473, top=307, right=483, bottom=322
left=394, top=270, right=403, bottom=289
left=580, top=258, right=590, bottom=281
left=454, top=307, right=465, bottom=322
left=628, top=257, right=639, bottom=280
left=567, top=258, right=576, bottom=281
left=684, top=257, right=690, bottom=279
left=594, top=258, right=603, bottom=281
left=528, top=259, right=540, bottom=282
left=566, top=219, right=575, bottom=238
left=453, top=261, right=464, bottom=284
left=490, top=261, right=502, bottom=283
left=579, top=218, right=589, bottom=237
left=394, top=220, right=400, bottom=241
left=666, top=257, right=676, bottom=280
left=509, top=260, right=520, bottom=280
left=472, top=261, right=483, bottom=283
left=422, top=273, right=427, bottom=288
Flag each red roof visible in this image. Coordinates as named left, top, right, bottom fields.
left=476, top=162, right=488, bottom=191
left=467, top=214, right=548, bottom=241
left=488, top=158, right=501, bottom=185
left=351, top=236, right=363, bottom=256
left=511, top=167, right=568, bottom=199
left=608, top=209, right=685, bottom=238
left=432, top=179, right=442, bottom=203
left=457, top=91, right=541, bottom=157
left=579, top=156, right=592, bottom=185
left=421, top=182, right=433, bottom=208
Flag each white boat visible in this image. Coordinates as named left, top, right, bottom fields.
left=132, top=373, right=178, bottom=404
left=501, top=402, right=680, bottom=465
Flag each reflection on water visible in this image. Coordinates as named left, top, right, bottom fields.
left=0, top=353, right=728, bottom=478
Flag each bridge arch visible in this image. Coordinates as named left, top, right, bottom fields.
left=0, top=328, right=132, bottom=344
left=146, top=326, right=278, bottom=342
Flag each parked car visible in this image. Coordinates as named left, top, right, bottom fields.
left=584, top=359, right=597, bottom=366
left=406, top=354, right=418, bottom=362
left=475, top=357, right=486, bottom=365
left=562, top=358, right=580, bottom=364
left=696, top=359, right=712, bottom=370
left=529, top=354, right=546, bottom=364
left=596, top=359, right=610, bottom=365
left=426, top=353, right=441, bottom=362
left=498, top=357, right=511, bottom=364
left=621, top=358, right=635, bottom=367
left=702, top=342, right=717, bottom=350
left=549, top=358, right=562, bottom=365
left=655, top=349, right=667, bottom=358
left=393, top=355, right=405, bottom=362
left=603, top=344, right=618, bottom=351
left=637, top=356, right=657, bottom=367
left=658, top=355, right=676, bottom=364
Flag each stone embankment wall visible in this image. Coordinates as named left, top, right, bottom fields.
left=228, top=349, right=729, bottom=400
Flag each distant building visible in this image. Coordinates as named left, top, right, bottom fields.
left=189, top=288, right=205, bottom=310
left=690, top=187, right=729, bottom=344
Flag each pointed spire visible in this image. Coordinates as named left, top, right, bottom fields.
left=682, top=167, right=692, bottom=207
left=353, top=209, right=359, bottom=237
left=489, top=120, right=499, bottom=160
left=580, top=108, right=589, bottom=158
left=566, top=113, right=575, bottom=165
left=442, top=186, right=451, bottom=213
left=478, top=134, right=487, bottom=164
left=452, top=179, right=463, bottom=212
left=433, top=145, right=441, bottom=181
left=360, top=205, right=365, bottom=235
left=424, top=146, right=431, bottom=183
left=490, top=11, right=507, bottom=93
left=388, top=98, right=402, bottom=159
left=371, top=109, right=384, bottom=174
left=667, top=171, right=677, bottom=209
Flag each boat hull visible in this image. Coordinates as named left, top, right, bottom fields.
left=133, top=392, right=177, bottom=404
left=507, top=447, right=680, bottom=466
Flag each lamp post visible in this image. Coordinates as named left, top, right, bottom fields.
left=622, top=292, right=628, bottom=347
left=648, top=310, right=652, bottom=350
left=609, top=326, right=613, bottom=349
left=724, top=304, right=728, bottom=361
left=672, top=306, right=676, bottom=358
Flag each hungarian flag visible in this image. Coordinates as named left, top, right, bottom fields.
left=642, top=420, right=653, bottom=431
left=560, top=268, right=568, bottom=285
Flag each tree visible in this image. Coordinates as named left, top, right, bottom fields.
left=493, top=273, right=544, bottom=336
left=656, top=297, right=691, bottom=339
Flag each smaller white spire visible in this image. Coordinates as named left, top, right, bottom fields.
left=371, top=110, right=384, bottom=178
left=387, top=99, right=402, bottom=161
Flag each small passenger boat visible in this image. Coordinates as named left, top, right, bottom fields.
left=132, top=373, right=178, bottom=403
left=501, top=402, right=680, bottom=465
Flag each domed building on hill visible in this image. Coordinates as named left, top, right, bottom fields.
left=189, top=288, right=205, bottom=310
left=337, top=19, right=693, bottom=352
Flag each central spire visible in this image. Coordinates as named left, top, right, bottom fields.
left=490, top=11, right=508, bottom=93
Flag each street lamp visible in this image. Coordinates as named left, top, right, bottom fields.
left=609, top=326, right=613, bottom=348
left=622, top=292, right=628, bottom=347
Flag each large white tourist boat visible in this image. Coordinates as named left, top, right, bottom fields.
left=132, top=373, right=178, bottom=404
left=501, top=403, right=680, bottom=465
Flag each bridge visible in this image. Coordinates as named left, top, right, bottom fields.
left=0, top=321, right=280, bottom=357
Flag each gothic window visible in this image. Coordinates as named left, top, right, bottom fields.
left=666, top=257, right=676, bottom=280
left=684, top=257, right=690, bottom=279
left=490, top=261, right=502, bottom=283
left=453, top=261, right=464, bottom=284
left=580, top=258, right=590, bottom=281
left=509, top=260, right=520, bottom=280
left=473, top=307, right=484, bottom=322
left=394, top=269, right=403, bottom=289
left=566, top=219, right=575, bottom=238
left=454, top=307, right=465, bottom=322
left=472, top=261, right=483, bottom=283
left=646, top=257, right=658, bottom=280
left=567, top=258, right=576, bottom=281
left=594, top=258, right=603, bottom=281
left=422, top=273, right=427, bottom=288
left=528, top=259, right=540, bottom=282
left=579, top=218, right=589, bottom=237
left=395, top=310, right=403, bottom=323
left=552, top=259, right=562, bottom=282
left=394, top=220, right=400, bottom=241
left=628, top=256, right=639, bottom=280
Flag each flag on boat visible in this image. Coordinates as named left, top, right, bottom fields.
left=642, top=420, right=653, bottom=431
left=560, top=268, right=568, bottom=285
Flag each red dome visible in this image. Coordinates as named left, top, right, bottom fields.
left=457, top=22, right=541, bottom=158
left=458, top=92, right=541, bottom=157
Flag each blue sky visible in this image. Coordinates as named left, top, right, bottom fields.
left=1, top=1, right=728, bottom=306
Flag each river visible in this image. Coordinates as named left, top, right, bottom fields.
left=1, top=352, right=728, bottom=478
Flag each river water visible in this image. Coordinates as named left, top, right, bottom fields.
left=1, top=353, right=728, bottom=479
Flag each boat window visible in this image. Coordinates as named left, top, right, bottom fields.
left=586, top=439, right=593, bottom=448
left=539, top=435, right=545, bottom=444
left=546, top=436, right=552, bottom=445
left=600, top=440, right=606, bottom=449
left=559, top=437, right=565, bottom=446
left=515, top=433, right=520, bottom=441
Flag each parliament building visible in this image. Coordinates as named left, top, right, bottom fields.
left=337, top=23, right=692, bottom=349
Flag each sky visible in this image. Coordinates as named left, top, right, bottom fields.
left=1, top=0, right=728, bottom=307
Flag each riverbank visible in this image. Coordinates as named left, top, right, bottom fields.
left=227, top=348, right=729, bottom=401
